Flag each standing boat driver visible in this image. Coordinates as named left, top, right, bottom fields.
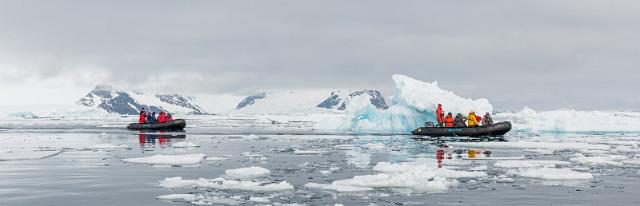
left=138, top=108, right=146, bottom=124
left=436, top=104, right=444, bottom=127
left=482, top=112, right=494, bottom=126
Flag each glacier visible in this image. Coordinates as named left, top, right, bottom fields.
left=315, top=74, right=493, bottom=133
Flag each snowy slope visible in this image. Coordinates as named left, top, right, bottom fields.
left=317, top=90, right=388, bottom=110
left=233, top=90, right=331, bottom=114
left=77, top=84, right=206, bottom=115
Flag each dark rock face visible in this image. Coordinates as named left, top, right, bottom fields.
left=235, top=93, right=266, bottom=110
left=317, top=90, right=389, bottom=110
left=77, top=84, right=206, bottom=115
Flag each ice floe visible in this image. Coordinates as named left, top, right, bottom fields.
left=225, top=166, right=271, bottom=179
left=122, top=153, right=206, bottom=165
left=156, top=194, right=197, bottom=202
left=172, top=141, right=200, bottom=148
left=448, top=141, right=610, bottom=150
left=569, top=153, right=628, bottom=166
left=494, top=160, right=571, bottom=168
left=507, top=168, right=593, bottom=180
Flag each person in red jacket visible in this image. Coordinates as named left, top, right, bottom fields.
left=166, top=114, right=173, bottom=121
left=436, top=104, right=444, bottom=127
left=158, top=112, right=166, bottom=123
left=138, top=108, right=146, bottom=124
left=476, top=115, right=482, bottom=124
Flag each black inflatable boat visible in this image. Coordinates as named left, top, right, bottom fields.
left=127, top=119, right=186, bottom=130
left=411, top=121, right=511, bottom=137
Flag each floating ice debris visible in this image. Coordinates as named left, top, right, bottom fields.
left=308, top=160, right=486, bottom=193
left=569, top=153, right=627, bottom=166
left=172, top=141, right=200, bottom=148
left=621, top=159, right=640, bottom=166
left=249, top=196, right=271, bottom=203
left=225, top=166, right=271, bottom=179
left=507, top=168, right=593, bottom=180
left=305, top=183, right=374, bottom=192
left=0, top=150, right=63, bottom=161
left=494, top=160, right=571, bottom=168
left=448, top=141, right=610, bottom=150
left=156, top=194, right=197, bottom=202
left=495, top=177, right=516, bottom=183
left=469, top=166, right=487, bottom=171
left=241, top=152, right=264, bottom=157
left=243, top=134, right=260, bottom=139
left=293, top=150, right=326, bottom=155
left=123, top=153, right=206, bottom=165
left=158, top=177, right=294, bottom=191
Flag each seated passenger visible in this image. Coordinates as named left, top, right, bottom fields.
left=444, top=112, right=454, bottom=127
left=482, top=112, right=494, bottom=126
left=467, top=112, right=478, bottom=127
left=148, top=112, right=157, bottom=123
left=166, top=114, right=173, bottom=121
left=158, top=112, right=166, bottom=123
left=454, top=113, right=466, bottom=127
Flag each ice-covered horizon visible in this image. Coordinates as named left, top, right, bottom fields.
left=1, top=74, right=639, bottom=133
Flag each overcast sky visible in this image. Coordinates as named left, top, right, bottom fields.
left=0, top=0, right=638, bottom=110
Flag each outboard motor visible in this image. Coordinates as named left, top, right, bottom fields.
left=424, top=121, right=435, bottom=128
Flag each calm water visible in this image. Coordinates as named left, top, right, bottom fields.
left=1, top=118, right=639, bottom=205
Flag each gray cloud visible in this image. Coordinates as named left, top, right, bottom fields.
left=0, top=0, right=638, bottom=110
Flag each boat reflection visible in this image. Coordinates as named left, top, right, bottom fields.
left=137, top=131, right=186, bottom=145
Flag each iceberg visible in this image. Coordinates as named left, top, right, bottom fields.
left=315, top=74, right=492, bottom=133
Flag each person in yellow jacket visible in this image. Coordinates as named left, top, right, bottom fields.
left=467, top=111, right=478, bottom=127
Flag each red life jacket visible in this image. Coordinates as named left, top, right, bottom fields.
left=436, top=106, right=444, bottom=122
left=158, top=113, right=166, bottom=123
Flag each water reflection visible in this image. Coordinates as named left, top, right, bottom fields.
left=137, top=131, right=186, bottom=145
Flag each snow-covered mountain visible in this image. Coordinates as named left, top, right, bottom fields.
left=317, top=90, right=388, bottom=110
left=233, top=90, right=388, bottom=114
left=77, top=84, right=206, bottom=115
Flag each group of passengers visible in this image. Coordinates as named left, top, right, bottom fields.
left=435, top=104, right=493, bottom=128
left=138, top=108, right=173, bottom=124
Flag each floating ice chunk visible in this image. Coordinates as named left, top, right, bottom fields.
left=494, top=160, right=571, bottom=168
left=172, top=141, right=200, bottom=148
left=0, top=150, right=62, bottom=161
left=507, top=168, right=593, bottom=180
left=569, top=153, right=627, bottom=166
left=205, top=156, right=229, bottom=161
left=293, top=150, right=326, bottom=155
left=225, top=166, right=271, bottom=179
left=496, top=177, right=516, bottom=183
left=123, top=153, right=206, bottom=165
left=158, top=177, right=294, bottom=191
left=305, top=183, right=373, bottom=192
left=249, top=196, right=271, bottom=203
left=365, top=143, right=386, bottom=150
left=448, top=141, right=610, bottom=150
left=243, top=134, right=260, bottom=139
left=156, top=194, right=197, bottom=202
